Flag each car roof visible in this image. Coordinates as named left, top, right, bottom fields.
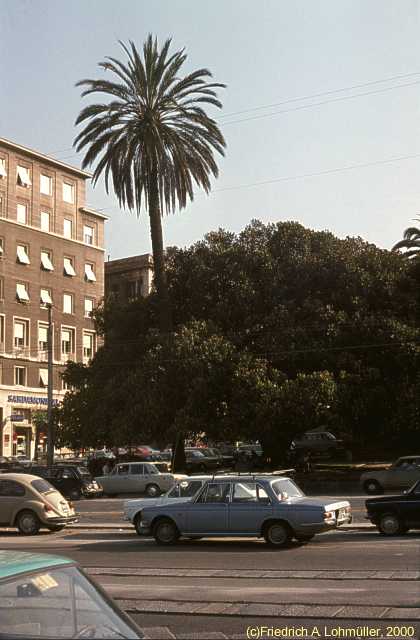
left=397, top=455, right=420, bottom=460
left=0, top=473, right=43, bottom=483
left=0, top=551, right=74, bottom=580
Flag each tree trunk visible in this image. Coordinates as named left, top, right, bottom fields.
left=148, top=169, right=172, bottom=334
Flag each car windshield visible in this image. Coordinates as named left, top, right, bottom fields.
left=31, top=478, right=56, bottom=494
left=145, top=464, right=159, bottom=475
left=0, top=564, right=139, bottom=638
left=271, top=479, right=304, bottom=499
left=77, top=466, right=91, bottom=478
left=188, top=450, right=205, bottom=459
left=168, top=480, right=204, bottom=498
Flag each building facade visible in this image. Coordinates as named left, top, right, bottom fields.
left=105, top=253, right=153, bottom=304
left=0, top=137, right=106, bottom=458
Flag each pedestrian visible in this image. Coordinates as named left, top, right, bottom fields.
left=102, top=460, right=111, bottom=475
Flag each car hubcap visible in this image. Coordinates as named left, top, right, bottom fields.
left=158, top=522, right=174, bottom=542
left=381, top=516, right=399, bottom=534
left=269, top=525, right=287, bottom=544
left=148, top=485, right=158, bottom=497
left=21, top=515, right=36, bottom=533
left=367, top=482, right=378, bottom=493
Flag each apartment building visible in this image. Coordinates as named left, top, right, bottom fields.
left=105, top=253, right=153, bottom=304
left=0, top=137, right=106, bottom=458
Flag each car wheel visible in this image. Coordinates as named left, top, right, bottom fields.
left=145, top=483, right=161, bottom=498
left=153, top=518, right=180, bottom=545
left=295, top=534, right=314, bottom=543
left=48, top=525, right=65, bottom=532
left=363, top=480, right=383, bottom=495
left=378, top=513, right=404, bottom=536
left=264, top=521, right=292, bottom=547
left=16, top=510, right=41, bottom=535
left=69, top=488, right=82, bottom=501
left=134, top=513, right=143, bottom=536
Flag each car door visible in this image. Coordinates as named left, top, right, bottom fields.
left=109, top=464, right=130, bottom=493
left=186, top=482, right=230, bottom=534
left=0, top=480, right=26, bottom=524
left=228, top=482, right=273, bottom=534
left=129, top=464, right=147, bottom=492
left=387, top=460, right=418, bottom=489
left=402, top=482, right=420, bottom=527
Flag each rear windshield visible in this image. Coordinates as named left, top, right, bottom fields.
left=31, top=478, right=56, bottom=494
left=77, top=466, right=91, bottom=477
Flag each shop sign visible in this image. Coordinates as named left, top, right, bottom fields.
left=7, top=395, right=59, bottom=407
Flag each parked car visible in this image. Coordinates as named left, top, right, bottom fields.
left=138, top=474, right=352, bottom=547
left=0, top=550, right=142, bottom=638
left=185, top=448, right=220, bottom=473
left=290, top=431, right=345, bottom=457
left=124, top=475, right=212, bottom=534
left=28, top=464, right=102, bottom=501
left=360, top=456, right=420, bottom=494
left=365, top=479, right=420, bottom=535
left=96, top=461, right=176, bottom=497
left=0, top=473, right=77, bottom=535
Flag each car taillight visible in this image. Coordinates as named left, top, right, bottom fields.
left=324, top=511, right=333, bottom=519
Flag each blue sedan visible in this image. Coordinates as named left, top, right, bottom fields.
left=139, top=474, right=352, bottom=547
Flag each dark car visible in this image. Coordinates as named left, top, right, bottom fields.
left=365, top=479, right=420, bottom=535
left=27, top=465, right=102, bottom=501
left=185, top=448, right=220, bottom=473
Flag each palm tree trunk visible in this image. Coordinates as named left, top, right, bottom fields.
left=148, top=169, right=172, bottom=334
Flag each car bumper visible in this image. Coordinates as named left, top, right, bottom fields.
left=42, top=515, right=79, bottom=525
left=82, top=489, right=103, bottom=497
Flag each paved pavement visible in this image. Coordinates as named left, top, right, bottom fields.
left=0, top=526, right=419, bottom=637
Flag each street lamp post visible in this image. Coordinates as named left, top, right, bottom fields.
left=47, top=303, right=54, bottom=467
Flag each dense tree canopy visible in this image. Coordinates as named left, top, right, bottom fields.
left=55, top=220, right=420, bottom=460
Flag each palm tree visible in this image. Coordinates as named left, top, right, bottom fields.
left=393, top=219, right=420, bottom=259
left=74, top=35, right=226, bottom=332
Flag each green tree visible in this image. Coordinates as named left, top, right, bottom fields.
left=74, top=35, right=226, bottom=333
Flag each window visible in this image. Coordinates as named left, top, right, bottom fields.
left=232, top=482, right=270, bottom=503
left=14, top=366, right=27, bottom=386
left=61, top=327, right=75, bottom=358
left=0, top=237, right=3, bottom=256
left=0, top=277, right=3, bottom=300
left=83, top=224, right=94, bottom=245
left=39, top=368, right=48, bottom=388
left=16, top=282, right=30, bottom=303
left=16, top=203, right=27, bottom=224
left=40, top=210, right=50, bottom=231
left=16, top=244, right=30, bottom=265
left=38, top=323, right=48, bottom=353
left=202, top=482, right=231, bottom=504
left=0, top=480, right=25, bottom=496
left=126, top=279, right=141, bottom=300
left=0, top=158, right=7, bottom=178
left=84, top=297, right=94, bottom=317
left=0, top=192, right=5, bottom=217
left=130, top=464, right=145, bottom=475
left=63, top=257, right=76, bottom=277
left=13, top=319, right=29, bottom=348
left=40, top=250, right=54, bottom=271
left=16, top=165, right=31, bottom=187
left=40, top=288, right=52, bottom=306
left=63, top=218, right=73, bottom=238
left=83, top=332, right=95, bottom=361
left=63, top=293, right=74, bottom=314
left=85, top=262, right=96, bottom=282
left=63, top=181, right=75, bottom=203
left=40, top=174, right=52, bottom=196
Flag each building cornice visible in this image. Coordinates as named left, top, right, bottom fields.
left=79, top=206, right=109, bottom=221
left=0, top=137, right=92, bottom=179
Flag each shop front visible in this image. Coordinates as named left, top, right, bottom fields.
left=1, top=393, right=61, bottom=460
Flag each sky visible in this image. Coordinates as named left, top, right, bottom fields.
left=1, top=0, right=419, bottom=259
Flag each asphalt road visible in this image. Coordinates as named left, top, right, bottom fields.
left=0, top=526, right=419, bottom=638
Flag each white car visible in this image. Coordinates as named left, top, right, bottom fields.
left=96, top=461, right=175, bottom=497
left=124, top=475, right=212, bottom=534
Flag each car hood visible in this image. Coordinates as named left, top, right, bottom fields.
left=124, top=495, right=192, bottom=512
